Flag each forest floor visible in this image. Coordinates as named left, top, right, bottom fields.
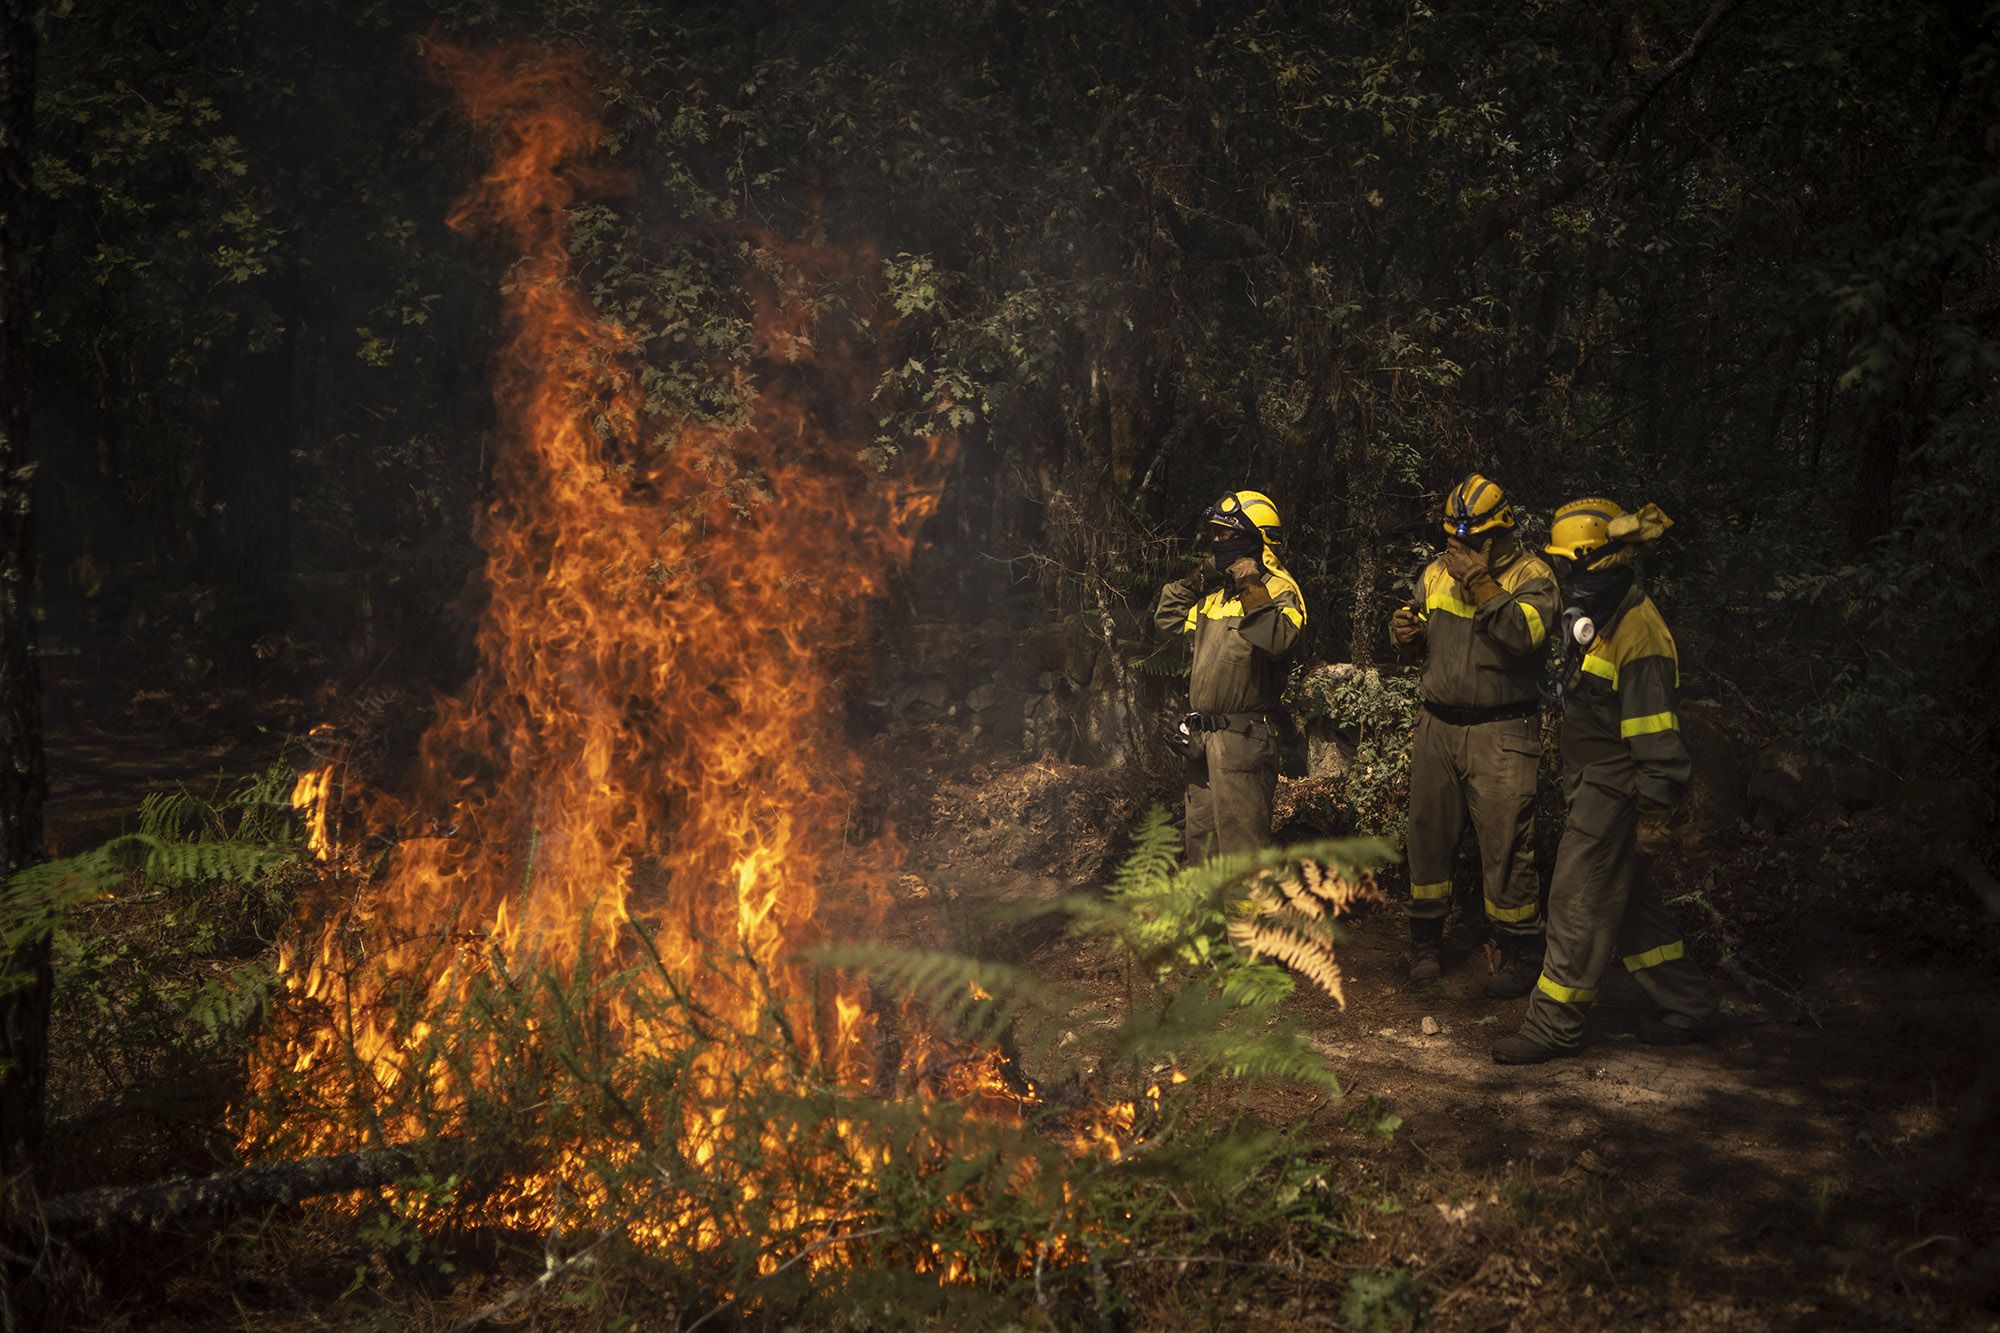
left=873, top=725, right=2000, bottom=1331
left=34, top=661, right=2000, bottom=1330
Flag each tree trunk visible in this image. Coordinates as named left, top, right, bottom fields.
left=0, top=4, right=50, bottom=1325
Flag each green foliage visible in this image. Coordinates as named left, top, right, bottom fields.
left=8, top=760, right=308, bottom=1137
left=4, top=763, right=301, bottom=989
left=1289, top=666, right=1425, bottom=834
left=1341, top=1267, right=1428, bottom=1332
left=807, top=944, right=1073, bottom=1046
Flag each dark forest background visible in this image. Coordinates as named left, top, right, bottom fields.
left=21, top=0, right=2000, bottom=783
left=2, top=1, right=1999, bottom=1325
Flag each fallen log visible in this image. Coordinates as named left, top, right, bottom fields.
left=39, top=1140, right=454, bottom=1235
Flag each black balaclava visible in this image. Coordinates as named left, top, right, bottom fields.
left=1566, top=562, right=1635, bottom=627
left=1208, top=522, right=1262, bottom=569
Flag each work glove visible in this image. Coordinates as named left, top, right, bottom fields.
left=1390, top=606, right=1425, bottom=647
left=1183, top=558, right=1224, bottom=596
left=1227, top=556, right=1274, bottom=611
left=1443, top=539, right=1504, bottom=605
left=1636, top=800, right=1676, bottom=859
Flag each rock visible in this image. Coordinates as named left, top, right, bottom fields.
left=893, top=678, right=949, bottom=716
left=1420, top=1015, right=1440, bottom=1037
left=966, top=682, right=1000, bottom=712
left=1305, top=717, right=1357, bottom=781
left=1747, top=766, right=1807, bottom=830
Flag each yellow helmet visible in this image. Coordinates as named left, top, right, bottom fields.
left=1442, top=473, right=1514, bottom=540
left=1206, top=489, right=1284, bottom=545
left=1544, top=498, right=1624, bottom=564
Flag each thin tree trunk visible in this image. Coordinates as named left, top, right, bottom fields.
left=0, top=4, right=51, bottom=1326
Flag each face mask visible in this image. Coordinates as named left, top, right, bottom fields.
left=1562, top=565, right=1634, bottom=637
left=1209, top=527, right=1262, bottom=567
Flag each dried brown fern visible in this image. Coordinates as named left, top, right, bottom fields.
left=1226, top=917, right=1346, bottom=1007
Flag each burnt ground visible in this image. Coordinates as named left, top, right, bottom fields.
left=34, top=680, right=2000, bottom=1329
left=872, top=725, right=2000, bottom=1330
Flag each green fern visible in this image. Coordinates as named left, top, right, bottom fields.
left=806, top=943, right=1079, bottom=1044
left=1126, top=637, right=1191, bottom=678
left=2, top=759, right=306, bottom=989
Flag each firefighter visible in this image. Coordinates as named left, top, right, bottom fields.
left=1154, top=490, right=1307, bottom=860
left=1492, top=499, right=1718, bottom=1064
left=1389, top=474, right=1558, bottom=993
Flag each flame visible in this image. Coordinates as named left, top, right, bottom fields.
left=247, top=46, right=939, bottom=1177
left=290, top=764, right=334, bottom=863
left=244, top=47, right=1145, bottom=1280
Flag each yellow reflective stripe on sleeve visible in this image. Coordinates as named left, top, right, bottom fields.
left=1536, top=974, right=1597, bottom=1004
left=1622, top=940, right=1686, bottom=972
left=1520, top=601, right=1546, bottom=647
left=1280, top=604, right=1305, bottom=628
left=1409, top=880, right=1452, bottom=901
left=1485, top=897, right=1538, bottom=924
left=1579, top=655, right=1617, bottom=685
left=1620, top=710, right=1680, bottom=738
left=1425, top=589, right=1477, bottom=619
left=1184, top=605, right=1199, bottom=632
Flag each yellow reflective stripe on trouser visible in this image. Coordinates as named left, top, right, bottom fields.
left=1485, top=897, right=1538, bottom=923
left=1620, top=710, right=1679, bottom=738
left=1520, top=601, right=1545, bottom=647
left=1623, top=940, right=1686, bottom=972
left=1410, top=880, right=1452, bottom=901
left=1536, top=974, right=1596, bottom=1004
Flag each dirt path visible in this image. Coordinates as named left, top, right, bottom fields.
left=1290, top=911, right=1996, bottom=1318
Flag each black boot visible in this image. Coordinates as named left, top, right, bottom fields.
left=1408, top=916, right=1444, bottom=986
left=1491, top=1031, right=1566, bottom=1065
left=1481, top=932, right=1545, bottom=1001
left=1636, top=1016, right=1708, bottom=1047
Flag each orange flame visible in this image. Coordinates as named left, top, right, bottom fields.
left=244, top=50, right=1148, bottom=1280
left=290, top=764, right=334, bottom=863
left=248, top=46, right=941, bottom=1174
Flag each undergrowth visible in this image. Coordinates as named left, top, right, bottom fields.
left=23, top=787, right=1413, bottom=1328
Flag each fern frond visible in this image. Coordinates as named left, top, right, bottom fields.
left=1218, top=960, right=1295, bottom=1008
left=806, top=944, right=1079, bottom=1043
left=1226, top=917, right=1346, bottom=1007
left=1106, top=806, right=1182, bottom=903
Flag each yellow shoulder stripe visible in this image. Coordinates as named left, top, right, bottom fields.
left=1607, top=597, right=1678, bottom=667
left=1497, top=552, right=1555, bottom=593
left=1425, top=588, right=1477, bottom=619
left=1520, top=601, right=1545, bottom=647
left=1262, top=563, right=1309, bottom=626
left=1579, top=653, right=1617, bottom=685
left=1620, top=710, right=1679, bottom=738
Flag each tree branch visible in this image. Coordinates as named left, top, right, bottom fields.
left=1457, top=0, right=1749, bottom=268
left=38, top=1140, right=456, bottom=1235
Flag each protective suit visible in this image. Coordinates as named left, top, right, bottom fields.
left=1391, top=474, right=1557, bottom=993
left=1494, top=499, right=1718, bottom=1063
left=1154, top=490, right=1307, bottom=859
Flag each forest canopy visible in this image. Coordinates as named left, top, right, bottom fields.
left=28, top=0, right=2000, bottom=781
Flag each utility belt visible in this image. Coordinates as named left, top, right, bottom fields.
left=1167, top=709, right=1271, bottom=758
left=1422, top=698, right=1540, bottom=727
left=1187, top=709, right=1271, bottom=736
